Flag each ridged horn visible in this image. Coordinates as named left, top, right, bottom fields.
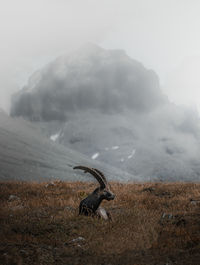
left=92, top=168, right=111, bottom=189
left=73, top=166, right=106, bottom=188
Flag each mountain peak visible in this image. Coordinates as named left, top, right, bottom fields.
left=11, top=44, right=164, bottom=120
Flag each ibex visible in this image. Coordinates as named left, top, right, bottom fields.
left=73, top=166, right=115, bottom=220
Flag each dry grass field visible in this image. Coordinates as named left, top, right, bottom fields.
left=0, top=181, right=200, bottom=264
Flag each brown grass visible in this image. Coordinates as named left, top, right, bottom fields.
left=0, top=181, right=200, bottom=264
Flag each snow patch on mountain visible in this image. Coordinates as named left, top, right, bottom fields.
left=50, top=131, right=61, bottom=142
left=91, top=152, right=99, bottom=160
left=128, top=149, right=136, bottom=159
left=112, top=146, right=119, bottom=150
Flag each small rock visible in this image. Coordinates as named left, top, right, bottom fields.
left=64, top=206, right=75, bottom=212
left=142, top=187, right=155, bottom=192
left=162, top=213, right=166, bottom=218
left=161, top=213, right=173, bottom=219
left=8, top=195, right=20, bottom=201
left=71, top=236, right=85, bottom=243
left=45, top=181, right=55, bottom=188
left=65, top=236, right=86, bottom=246
left=190, top=198, right=200, bottom=205
left=168, top=214, right=173, bottom=219
left=20, top=250, right=28, bottom=255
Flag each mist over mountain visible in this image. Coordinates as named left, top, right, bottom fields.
left=11, top=44, right=166, bottom=119
left=11, top=44, right=200, bottom=181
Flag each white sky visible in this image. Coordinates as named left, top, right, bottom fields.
left=1, top=0, right=200, bottom=112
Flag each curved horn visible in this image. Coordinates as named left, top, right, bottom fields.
left=93, top=168, right=112, bottom=190
left=92, top=168, right=110, bottom=187
left=73, top=166, right=106, bottom=188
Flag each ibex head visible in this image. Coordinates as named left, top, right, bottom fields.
left=74, top=165, right=115, bottom=200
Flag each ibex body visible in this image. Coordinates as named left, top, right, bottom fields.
left=73, top=166, right=115, bottom=220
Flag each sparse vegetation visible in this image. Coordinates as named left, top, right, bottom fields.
left=0, top=181, right=200, bottom=264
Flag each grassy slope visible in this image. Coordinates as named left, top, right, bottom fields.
left=0, top=181, right=200, bottom=265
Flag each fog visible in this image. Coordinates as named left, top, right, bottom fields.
left=1, top=1, right=200, bottom=112
left=11, top=44, right=200, bottom=181
left=2, top=1, right=200, bottom=180
left=11, top=44, right=167, bottom=119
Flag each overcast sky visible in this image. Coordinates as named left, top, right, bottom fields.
left=1, top=0, right=200, bottom=112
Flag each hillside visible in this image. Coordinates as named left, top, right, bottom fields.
left=0, top=111, right=131, bottom=182
left=1, top=181, right=200, bottom=264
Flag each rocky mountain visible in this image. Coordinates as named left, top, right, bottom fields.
left=10, top=44, right=200, bottom=181
left=11, top=44, right=166, bottom=120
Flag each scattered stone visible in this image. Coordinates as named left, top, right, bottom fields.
left=65, top=236, right=86, bottom=246
left=142, top=187, right=172, bottom=198
left=190, top=198, right=200, bottom=205
left=45, top=181, right=55, bottom=188
left=156, top=191, right=172, bottom=197
left=142, top=187, right=155, bottom=192
left=64, top=206, right=75, bottom=212
left=8, top=195, right=20, bottom=201
left=161, top=213, right=173, bottom=219
left=20, top=249, right=28, bottom=255
left=70, top=236, right=85, bottom=243
left=160, top=213, right=187, bottom=227
left=162, top=213, right=166, bottom=218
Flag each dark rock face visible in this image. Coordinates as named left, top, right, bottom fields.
left=11, top=44, right=166, bottom=121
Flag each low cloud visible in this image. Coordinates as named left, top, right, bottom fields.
left=11, top=44, right=167, bottom=120
left=11, top=44, right=200, bottom=181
